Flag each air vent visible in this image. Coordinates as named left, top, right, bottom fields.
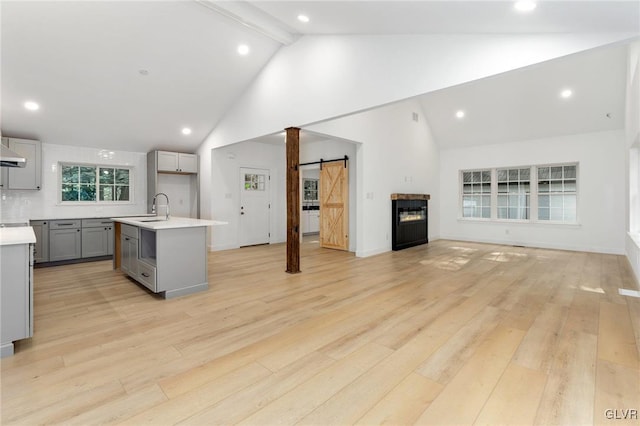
left=412, top=112, right=419, bottom=122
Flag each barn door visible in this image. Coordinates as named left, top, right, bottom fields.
left=319, top=160, right=348, bottom=251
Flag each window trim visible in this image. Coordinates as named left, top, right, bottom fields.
left=58, top=162, right=134, bottom=205
left=459, top=162, right=579, bottom=225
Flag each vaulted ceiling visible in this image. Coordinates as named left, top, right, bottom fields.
left=1, top=1, right=639, bottom=153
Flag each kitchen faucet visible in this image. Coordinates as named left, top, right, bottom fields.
left=152, top=192, right=170, bottom=220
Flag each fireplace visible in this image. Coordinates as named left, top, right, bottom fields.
left=391, top=193, right=430, bottom=251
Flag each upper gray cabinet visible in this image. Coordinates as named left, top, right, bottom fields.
left=156, top=151, right=198, bottom=174
left=1, top=138, right=42, bottom=190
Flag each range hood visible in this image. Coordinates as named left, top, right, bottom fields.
left=0, top=145, right=27, bottom=168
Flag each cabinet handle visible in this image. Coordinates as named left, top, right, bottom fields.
left=58, top=223, right=74, bottom=226
left=125, top=237, right=130, bottom=241
left=141, top=272, right=150, bottom=278
left=77, top=229, right=80, bottom=232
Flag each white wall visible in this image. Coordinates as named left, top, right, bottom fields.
left=210, top=141, right=285, bottom=251
left=440, top=130, right=626, bottom=254
left=198, top=33, right=633, bottom=223
left=625, top=41, right=640, bottom=288
left=308, top=99, right=440, bottom=257
left=0, top=142, right=146, bottom=221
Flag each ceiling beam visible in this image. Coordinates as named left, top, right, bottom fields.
left=195, top=0, right=298, bottom=45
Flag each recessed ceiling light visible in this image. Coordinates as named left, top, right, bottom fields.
left=181, top=127, right=192, bottom=135
left=237, top=44, right=250, bottom=55
left=24, top=101, right=40, bottom=111
left=514, top=1, right=537, bottom=12
left=560, top=89, right=573, bottom=99
left=297, top=14, right=310, bottom=23
left=455, top=110, right=465, bottom=119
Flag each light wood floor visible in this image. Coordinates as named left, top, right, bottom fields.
left=2, top=239, right=639, bottom=425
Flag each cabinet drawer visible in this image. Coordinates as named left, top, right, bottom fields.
left=82, top=218, right=113, bottom=228
left=137, top=261, right=157, bottom=292
left=49, top=219, right=81, bottom=229
left=121, top=224, right=138, bottom=239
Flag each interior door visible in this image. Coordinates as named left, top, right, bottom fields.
left=320, top=160, right=349, bottom=251
left=239, top=167, right=270, bottom=247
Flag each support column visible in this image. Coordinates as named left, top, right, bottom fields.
left=286, top=127, right=301, bottom=273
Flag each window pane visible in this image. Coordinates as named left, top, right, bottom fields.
left=508, top=183, right=519, bottom=194
left=538, top=167, right=549, bottom=179
left=521, top=182, right=530, bottom=193
left=481, top=195, right=491, bottom=207
left=564, top=180, right=576, bottom=192
left=550, top=194, right=563, bottom=209
left=498, top=195, right=508, bottom=207
left=481, top=183, right=491, bottom=193
left=550, top=181, right=563, bottom=192
left=482, top=207, right=491, bottom=218
left=61, top=184, right=78, bottom=201
left=116, top=186, right=129, bottom=201
left=100, top=168, right=114, bottom=185
left=498, top=207, right=508, bottom=218
left=79, top=184, right=96, bottom=201
left=100, top=186, right=114, bottom=201
left=539, top=195, right=549, bottom=208
left=550, top=167, right=562, bottom=179
left=463, top=172, right=472, bottom=183
left=509, top=207, right=518, bottom=219
left=509, top=169, right=518, bottom=180
left=497, top=169, right=507, bottom=182
left=80, top=167, right=96, bottom=184
left=508, top=195, right=520, bottom=208
left=564, top=165, right=576, bottom=178
left=550, top=208, right=563, bottom=221
left=115, top=169, right=129, bottom=185
left=481, top=171, right=491, bottom=182
left=520, top=168, right=530, bottom=180
left=472, top=172, right=481, bottom=183
left=62, top=165, right=79, bottom=183
left=539, top=181, right=549, bottom=193
left=498, top=182, right=508, bottom=193
left=462, top=184, right=472, bottom=194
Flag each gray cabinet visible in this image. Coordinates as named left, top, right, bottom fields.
left=0, top=243, right=32, bottom=357
left=147, top=150, right=200, bottom=217
left=156, top=151, right=198, bottom=173
left=30, top=220, right=49, bottom=263
left=120, top=224, right=139, bottom=278
left=49, top=220, right=81, bottom=261
left=81, top=219, right=114, bottom=258
left=0, top=138, right=42, bottom=190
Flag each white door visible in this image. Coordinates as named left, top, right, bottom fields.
left=239, top=167, right=270, bottom=246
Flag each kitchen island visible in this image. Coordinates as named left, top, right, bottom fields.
left=111, top=216, right=226, bottom=299
left=0, top=226, right=35, bottom=357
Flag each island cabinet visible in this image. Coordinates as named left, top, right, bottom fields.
left=113, top=217, right=216, bottom=299
left=30, top=220, right=49, bottom=263
left=120, top=224, right=139, bottom=278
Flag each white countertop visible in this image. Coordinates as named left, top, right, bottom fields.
left=111, top=216, right=227, bottom=230
left=0, top=227, right=36, bottom=246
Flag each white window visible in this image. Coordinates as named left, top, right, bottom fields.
left=461, top=170, right=491, bottom=219
left=497, top=167, right=530, bottom=220
left=537, top=165, right=577, bottom=222
left=459, top=163, right=578, bottom=224
left=60, top=163, right=132, bottom=203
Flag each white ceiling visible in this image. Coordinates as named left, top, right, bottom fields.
left=1, top=1, right=639, bottom=153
